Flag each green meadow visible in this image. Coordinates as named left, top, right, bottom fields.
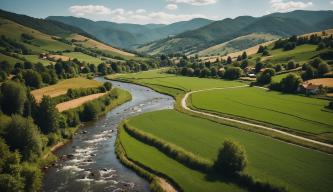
left=190, top=87, right=333, bottom=141
left=63, top=52, right=104, bottom=65
left=125, top=110, right=333, bottom=192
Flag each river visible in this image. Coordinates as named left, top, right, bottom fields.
left=42, top=77, right=174, bottom=192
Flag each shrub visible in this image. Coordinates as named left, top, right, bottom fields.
left=103, top=82, right=112, bottom=91
left=256, top=69, right=275, bottom=84
left=224, top=67, right=242, bottom=80
left=280, top=74, right=302, bottom=93
left=20, top=163, right=42, bottom=192
left=213, top=140, right=247, bottom=175
left=80, top=102, right=100, bottom=121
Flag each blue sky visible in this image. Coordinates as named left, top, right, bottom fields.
left=0, top=0, right=332, bottom=24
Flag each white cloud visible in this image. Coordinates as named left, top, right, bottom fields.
left=166, top=4, right=178, bottom=10
left=69, top=5, right=111, bottom=16
left=270, top=0, right=313, bottom=12
left=330, top=1, right=333, bottom=5
left=69, top=4, right=213, bottom=24
left=167, top=0, right=217, bottom=6
left=136, top=9, right=146, bottom=14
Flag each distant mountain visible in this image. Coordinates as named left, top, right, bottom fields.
left=46, top=16, right=213, bottom=49
left=138, top=10, right=333, bottom=55
left=0, top=9, right=95, bottom=39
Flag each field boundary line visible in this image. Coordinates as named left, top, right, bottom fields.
left=181, top=86, right=333, bottom=149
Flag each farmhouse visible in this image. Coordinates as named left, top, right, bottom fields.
left=298, top=82, right=320, bottom=94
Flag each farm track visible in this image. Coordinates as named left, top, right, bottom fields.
left=181, top=86, right=333, bottom=149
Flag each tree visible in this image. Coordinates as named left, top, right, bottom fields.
left=257, top=45, right=265, bottom=53
left=98, top=63, right=107, bottom=75
left=317, top=63, right=330, bottom=76
left=210, top=68, right=217, bottom=77
left=36, top=96, right=59, bottom=134
left=309, top=57, right=323, bottom=69
left=81, top=102, right=100, bottom=121
left=255, top=62, right=264, bottom=73
left=262, top=49, right=270, bottom=56
left=224, top=67, right=242, bottom=80
left=20, top=163, right=42, bottom=192
left=186, top=68, right=194, bottom=76
left=5, top=115, right=42, bottom=161
left=213, top=140, right=247, bottom=175
left=240, top=60, right=248, bottom=69
left=257, top=68, right=276, bottom=84
left=301, top=66, right=316, bottom=80
left=22, top=70, right=42, bottom=88
left=280, top=74, right=302, bottom=93
left=200, top=68, right=210, bottom=78
left=103, top=82, right=112, bottom=91
left=227, top=56, right=232, bottom=64
left=241, top=51, right=247, bottom=60
left=0, top=81, right=27, bottom=115
left=286, top=60, right=296, bottom=70
left=274, top=64, right=282, bottom=72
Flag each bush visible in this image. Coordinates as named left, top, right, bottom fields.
left=224, top=67, right=242, bottom=80
left=256, top=69, right=275, bottom=85
left=103, top=82, right=112, bottom=91
left=80, top=102, right=101, bottom=121
left=20, top=163, right=42, bottom=192
left=213, top=140, right=247, bottom=175
left=280, top=74, right=302, bottom=93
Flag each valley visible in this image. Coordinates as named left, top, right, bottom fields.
left=0, top=5, right=333, bottom=192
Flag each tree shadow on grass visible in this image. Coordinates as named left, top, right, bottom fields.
left=205, top=172, right=287, bottom=192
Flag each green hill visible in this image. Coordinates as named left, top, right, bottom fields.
left=138, top=10, right=333, bottom=55
left=46, top=16, right=213, bottom=49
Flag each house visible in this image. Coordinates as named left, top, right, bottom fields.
left=298, top=82, right=320, bottom=94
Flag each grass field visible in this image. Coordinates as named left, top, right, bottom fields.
left=63, top=52, right=104, bottom=65
left=0, top=53, right=22, bottom=64
left=111, top=69, right=245, bottom=92
left=190, top=87, right=333, bottom=141
left=120, top=127, right=245, bottom=192
left=124, top=110, right=333, bottom=192
left=19, top=54, right=54, bottom=65
left=67, top=34, right=135, bottom=58
left=0, top=18, right=73, bottom=53
left=31, top=77, right=101, bottom=102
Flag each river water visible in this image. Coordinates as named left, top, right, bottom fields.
left=42, top=77, right=174, bottom=192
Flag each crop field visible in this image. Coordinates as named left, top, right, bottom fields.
left=31, top=77, right=101, bottom=102
left=124, top=110, right=333, bottom=192
left=190, top=86, right=333, bottom=141
left=63, top=52, right=104, bottom=65
left=119, top=127, right=245, bottom=192
left=111, top=69, right=245, bottom=92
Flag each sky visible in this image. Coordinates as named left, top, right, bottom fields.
left=0, top=0, right=332, bottom=24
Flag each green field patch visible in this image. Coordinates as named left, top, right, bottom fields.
left=63, top=52, right=103, bottom=65
left=190, top=87, right=333, bottom=139
left=126, top=110, right=333, bottom=192
left=120, top=127, right=246, bottom=192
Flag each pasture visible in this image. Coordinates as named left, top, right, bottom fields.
left=31, top=77, right=101, bottom=102
left=119, top=127, right=245, bottom=192
left=110, top=69, right=245, bottom=92
left=125, top=109, right=333, bottom=192
left=190, top=86, right=333, bottom=142
left=63, top=52, right=104, bottom=65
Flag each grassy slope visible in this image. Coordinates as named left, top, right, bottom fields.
left=0, top=17, right=73, bottom=53
left=126, top=110, right=333, bottom=192
left=0, top=53, right=21, bottom=64
left=31, top=77, right=101, bottom=102
left=62, top=52, right=104, bottom=65
left=120, top=127, right=245, bottom=192
left=67, top=34, right=135, bottom=58
left=190, top=87, right=333, bottom=138
left=197, top=33, right=280, bottom=57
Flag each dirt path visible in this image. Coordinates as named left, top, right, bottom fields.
left=56, top=92, right=107, bottom=112
left=181, top=86, right=333, bottom=149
